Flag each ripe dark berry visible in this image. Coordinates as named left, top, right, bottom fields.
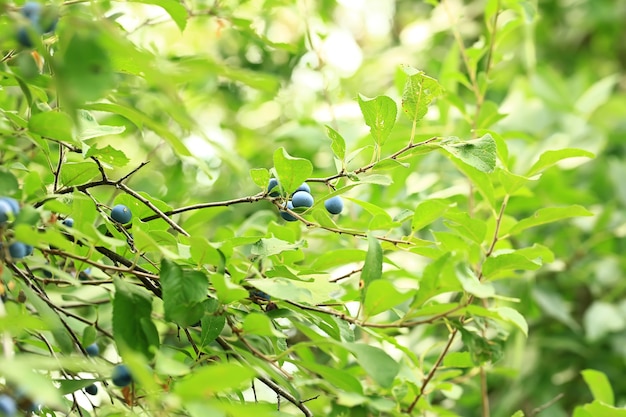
left=294, top=183, right=310, bottom=194
left=85, top=384, right=98, bottom=396
left=292, top=191, right=314, bottom=208
left=280, top=202, right=297, bottom=222
left=85, top=342, right=99, bottom=356
left=112, top=364, right=132, bottom=387
left=324, top=196, right=344, bottom=215
left=267, top=178, right=280, bottom=197
left=111, top=204, right=132, bottom=224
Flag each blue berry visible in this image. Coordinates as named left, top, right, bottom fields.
left=0, top=201, right=13, bottom=224
left=267, top=178, right=280, bottom=197
left=111, top=204, right=132, bottom=224
left=85, top=384, right=98, bottom=396
left=280, top=201, right=297, bottom=222
left=85, top=342, right=99, bottom=356
left=9, top=242, right=29, bottom=259
left=250, top=289, right=271, bottom=301
left=112, top=364, right=132, bottom=387
left=292, top=191, right=314, bottom=208
left=0, top=394, right=17, bottom=417
left=0, top=198, right=20, bottom=215
left=324, top=196, right=344, bottom=215
left=21, top=2, right=42, bottom=20
left=294, top=183, right=310, bottom=194
left=62, top=217, right=74, bottom=227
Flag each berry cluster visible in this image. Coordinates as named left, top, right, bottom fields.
left=16, top=2, right=59, bottom=48
left=0, top=197, right=32, bottom=260
left=267, top=179, right=344, bottom=222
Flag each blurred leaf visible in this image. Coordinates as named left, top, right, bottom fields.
left=273, top=148, right=313, bottom=194
left=357, top=94, right=397, bottom=147
left=173, top=363, right=256, bottom=400
left=247, top=276, right=343, bottom=305
left=444, top=211, right=487, bottom=244
left=508, top=205, right=593, bottom=235
left=526, top=148, right=595, bottom=177
left=579, top=401, right=626, bottom=417
left=493, top=306, right=528, bottom=337
left=242, top=313, right=286, bottom=338
left=160, top=259, right=208, bottom=327
left=345, top=343, right=400, bottom=388
left=441, top=134, right=497, bottom=173
left=482, top=251, right=542, bottom=280
left=113, top=277, right=160, bottom=359
left=575, top=74, right=618, bottom=116
left=581, top=369, right=614, bottom=406
left=130, top=0, right=188, bottom=31
left=443, top=352, right=475, bottom=368
left=211, top=273, right=248, bottom=304
left=29, top=112, right=75, bottom=144
left=583, top=302, right=625, bottom=342
left=412, top=199, right=451, bottom=231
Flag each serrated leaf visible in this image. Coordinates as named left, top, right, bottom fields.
left=357, top=94, right=397, bottom=147
left=273, top=148, right=313, bottom=194
left=441, top=134, right=497, bottom=173
left=581, top=369, right=614, bottom=406
left=160, top=259, right=208, bottom=327
left=526, top=148, right=595, bottom=177
left=326, top=125, right=346, bottom=160
left=508, top=205, right=593, bottom=235
left=85, top=145, right=130, bottom=167
left=401, top=66, right=444, bottom=123
left=363, top=280, right=414, bottom=317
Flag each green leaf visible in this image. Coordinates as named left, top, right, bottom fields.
left=85, top=145, right=130, bottom=167
left=456, top=264, right=495, bottom=298
left=55, top=31, right=115, bottom=104
left=326, top=125, right=346, bottom=160
left=575, top=74, right=619, bottom=116
left=443, top=352, right=475, bottom=368
left=60, top=162, right=100, bottom=187
left=200, top=315, right=225, bottom=348
left=345, top=343, right=400, bottom=388
left=173, top=363, right=256, bottom=400
left=0, top=170, right=19, bottom=195
left=580, top=401, right=626, bottom=417
left=160, top=259, right=208, bottom=327
left=18, top=283, right=74, bottom=355
left=251, top=237, right=305, bottom=257
left=493, top=306, right=528, bottom=337
left=129, top=0, right=188, bottom=31
left=357, top=94, right=397, bottom=147
left=361, top=234, right=383, bottom=296
left=440, top=134, right=497, bottom=173
left=247, top=276, right=344, bottom=305
left=250, top=168, right=270, bottom=189
left=526, top=148, right=595, bottom=177
left=211, top=273, right=249, bottom=304
left=582, top=369, right=614, bottom=406
left=507, top=205, right=593, bottom=235
left=242, top=313, right=286, bottom=338
left=29, top=112, right=75, bottom=144
left=273, top=148, right=313, bottom=194
left=482, top=251, right=542, bottom=280
left=444, top=211, right=487, bottom=244
left=401, top=66, right=444, bottom=123
left=300, top=362, right=363, bottom=394
left=363, top=280, right=414, bottom=317
left=510, top=411, right=525, bottom=417
left=113, top=277, right=159, bottom=359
